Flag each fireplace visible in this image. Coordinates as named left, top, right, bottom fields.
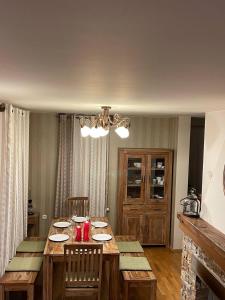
left=178, top=214, right=225, bottom=300
left=192, top=255, right=224, bottom=299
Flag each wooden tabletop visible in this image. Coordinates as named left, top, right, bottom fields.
left=44, top=217, right=119, bottom=256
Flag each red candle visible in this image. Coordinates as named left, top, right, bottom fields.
left=83, top=220, right=90, bottom=241
left=75, top=226, right=82, bottom=241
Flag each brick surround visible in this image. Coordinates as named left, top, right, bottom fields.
left=181, top=235, right=225, bottom=299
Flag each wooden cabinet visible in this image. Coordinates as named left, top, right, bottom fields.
left=27, top=212, right=40, bottom=236
left=117, top=148, right=173, bottom=246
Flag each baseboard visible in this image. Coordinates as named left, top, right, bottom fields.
left=170, top=248, right=182, bottom=253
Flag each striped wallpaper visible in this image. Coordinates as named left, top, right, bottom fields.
left=29, top=114, right=178, bottom=235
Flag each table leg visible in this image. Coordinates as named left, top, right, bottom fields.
left=108, top=254, right=119, bottom=300
left=43, top=255, right=53, bottom=300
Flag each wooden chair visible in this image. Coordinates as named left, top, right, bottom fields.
left=63, top=243, right=103, bottom=300
left=67, top=197, right=90, bottom=217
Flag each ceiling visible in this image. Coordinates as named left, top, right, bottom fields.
left=1, top=0, right=225, bottom=115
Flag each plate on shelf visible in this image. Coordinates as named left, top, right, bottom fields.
left=49, top=234, right=69, bottom=242
left=92, top=234, right=112, bottom=241
left=91, top=221, right=108, bottom=228
left=153, top=195, right=163, bottom=199
left=53, top=221, right=71, bottom=228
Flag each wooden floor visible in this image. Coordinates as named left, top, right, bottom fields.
left=144, top=247, right=182, bottom=300
left=6, top=247, right=181, bottom=300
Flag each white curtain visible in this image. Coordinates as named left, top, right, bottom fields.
left=0, top=104, right=29, bottom=276
left=55, top=115, right=108, bottom=217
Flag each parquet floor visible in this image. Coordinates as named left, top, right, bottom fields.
left=7, top=247, right=182, bottom=300
left=144, top=247, right=182, bottom=300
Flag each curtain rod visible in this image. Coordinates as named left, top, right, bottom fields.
left=0, top=103, right=29, bottom=112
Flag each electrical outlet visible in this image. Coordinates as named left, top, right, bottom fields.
left=42, top=214, right=48, bottom=220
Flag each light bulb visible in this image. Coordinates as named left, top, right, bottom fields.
left=80, top=125, right=90, bottom=137
left=98, top=126, right=109, bottom=137
left=89, top=127, right=100, bottom=138
left=115, top=126, right=129, bottom=138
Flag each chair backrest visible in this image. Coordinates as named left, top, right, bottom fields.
left=67, top=197, right=89, bottom=217
left=64, top=243, right=103, bottom=288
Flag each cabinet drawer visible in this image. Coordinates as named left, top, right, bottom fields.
left=123, top=205, right=167, bottom=214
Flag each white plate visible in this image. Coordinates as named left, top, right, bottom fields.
left=49, top=234, right=69, bottom=242
left=72, top=216, right=87, bottom=223
left=91, top=221, right=108, bottom=228
left=92, top=234, right=112, bottom=241
left=53, top=221, right=71, bottom=228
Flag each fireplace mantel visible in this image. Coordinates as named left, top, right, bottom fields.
left=178, top=213, right=225, bottom=272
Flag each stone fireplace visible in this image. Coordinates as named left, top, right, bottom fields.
left=178, top=214, right=225, bottom=300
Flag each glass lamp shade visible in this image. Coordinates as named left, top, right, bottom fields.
left=98, top=126, right=109, bottom=137
left=89, top=127, right=100, bottom=138
left=115, top=126, right=129, bottom=138
left=81, top=125, right=91, bottom=137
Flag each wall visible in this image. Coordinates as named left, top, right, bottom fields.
left=171, top=116, right=191, bottom=249
left=29, top=113, right=58, bottom=236
left=108, top=116, right=178, bottom=232
left=201, top=110, right=225, bottom=234
left=29, top=113, right=191, bottom=247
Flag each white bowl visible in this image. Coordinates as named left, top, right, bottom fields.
left=134, top=163, right=141, bottom=168
left=135, top=180, right=141, bottom=184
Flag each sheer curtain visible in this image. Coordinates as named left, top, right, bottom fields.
left=55, top=115, right=108, bottom=217
left=0, top=104, right=29, bottom=276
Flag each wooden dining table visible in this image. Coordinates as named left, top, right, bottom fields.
left=43, top=217, right=120, bottom=300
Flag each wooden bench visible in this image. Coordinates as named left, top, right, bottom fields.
left=121, top=269, right=157, bottom=300
left=115, top=235, right=157, bottom=300
left=0, top=269, right=38, bottom=300
left=0, top=238, right=44, bottom=300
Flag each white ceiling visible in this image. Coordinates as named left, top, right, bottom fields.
left=1, top=0, right=225, bottom=114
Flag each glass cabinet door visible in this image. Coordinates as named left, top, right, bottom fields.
left=125, top=155, right=145, bottom=203
left=146, top=155, right=167, bottom=203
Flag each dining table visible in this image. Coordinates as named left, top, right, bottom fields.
left=43, top=216, right=120, bottom=300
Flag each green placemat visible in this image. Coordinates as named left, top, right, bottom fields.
left=117, top=241, right=144, bottom=253
left=119, top=256, right=152, bottom=271
left=6, top=257, right=43, bottom=272
left=16, top=241, right=46, bottom=253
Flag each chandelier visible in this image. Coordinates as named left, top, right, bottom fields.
left=79, top=106, right=130, bottom=138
